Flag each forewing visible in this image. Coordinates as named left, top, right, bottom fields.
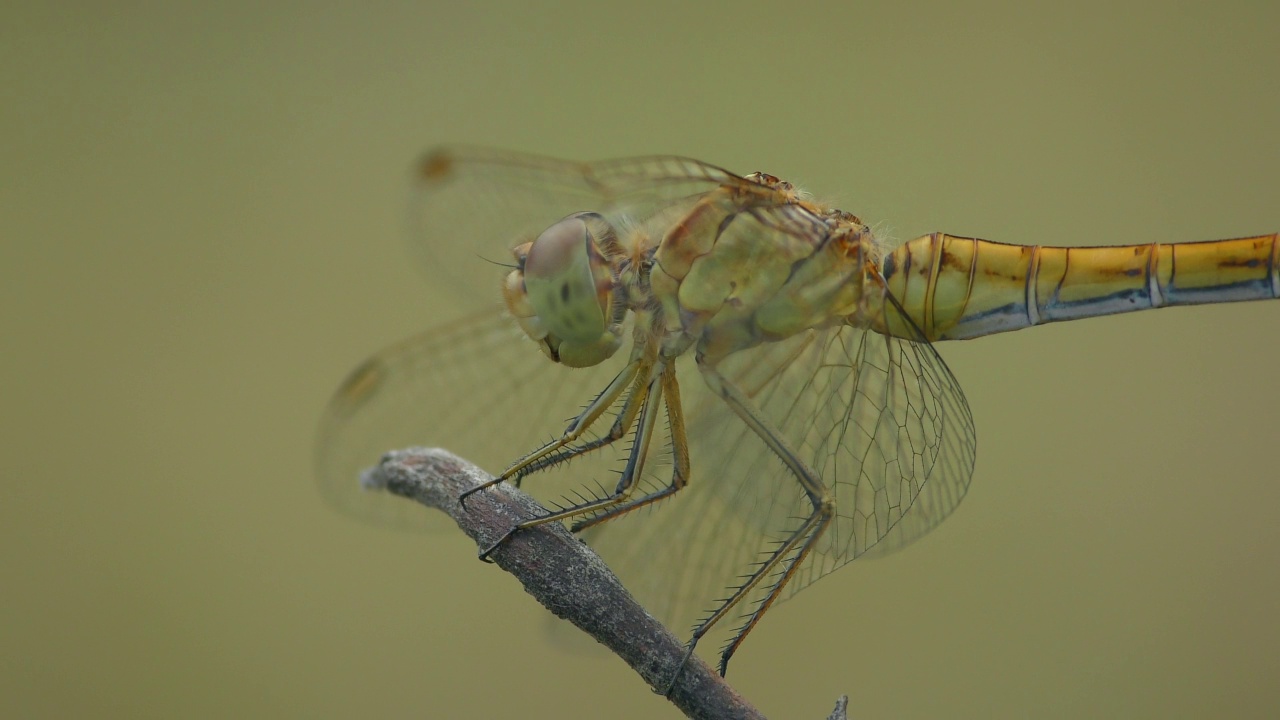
left=410, top=146, right=745, bottom=306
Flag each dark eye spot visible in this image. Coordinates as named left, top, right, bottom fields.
left=560, top=283, right=571, bottom=302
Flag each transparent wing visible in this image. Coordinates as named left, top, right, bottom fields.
left=714, top=296, right=977, bottom=575
left=315, top=308, right=636, bottom=531
left=410, top=146, right=747, bottom=307
left=319, top=146, right=754, bottom=530
left=581, top=294, right=976, bottom=645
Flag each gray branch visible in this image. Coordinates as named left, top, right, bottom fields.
left=363, top=448, right=848, bottom=720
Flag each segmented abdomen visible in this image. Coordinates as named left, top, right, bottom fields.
left=880, top=232, right=1280, bottom=341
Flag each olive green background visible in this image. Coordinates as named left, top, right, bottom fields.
left=3, top=2, right=1277, bottom=718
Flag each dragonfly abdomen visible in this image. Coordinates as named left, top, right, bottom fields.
left=882, top=232, right=1279, bottom=341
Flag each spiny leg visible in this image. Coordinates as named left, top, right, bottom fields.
left=510, top=362, right=654, bottom=485
left=459, top=357, right=643, bottom=506
left=659, top=507, right=828, bottom=693
left=715, top=506, right=830, bottom=675
left=476, top=364, right=668, bottom=560
left=661, top=361, right=832, bottom=689
left=572, top=363, right=690, bottom=532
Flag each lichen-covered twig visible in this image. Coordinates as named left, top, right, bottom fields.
left=364, top=448, right=847, bottom=720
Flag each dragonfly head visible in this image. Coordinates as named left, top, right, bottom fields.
left=503, top=212, right=623, bottom=368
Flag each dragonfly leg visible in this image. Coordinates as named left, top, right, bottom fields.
left=507, top=359, right=654, bottom=484
left=715, top=509, right=830, bottom=675
left=459, top=356, right=642, bottom=506
left=571, top=363, right=689, bottom=532
left=657, top=502, right=830, bottom=692
left=678, top=362, right=834, bottom=678
left=476, top=364, right=668, bottom=561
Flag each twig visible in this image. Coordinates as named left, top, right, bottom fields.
left=364, top=447, right=848, bottom=720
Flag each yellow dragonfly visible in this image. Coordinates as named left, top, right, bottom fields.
left=316, top=146, right=1278, bottom=675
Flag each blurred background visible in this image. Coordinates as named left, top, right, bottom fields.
left=3, top=1, right=1277, bottom=718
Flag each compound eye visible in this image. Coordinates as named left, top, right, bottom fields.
left=525, top=216, right=592, bottom=294
left=522, top=213, right=621, bottom=367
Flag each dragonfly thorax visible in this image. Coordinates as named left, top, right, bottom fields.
left=502, top=212, right=624, bottom=368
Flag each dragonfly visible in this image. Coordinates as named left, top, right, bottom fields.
left=316, top=146, right=1278, bottom=676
